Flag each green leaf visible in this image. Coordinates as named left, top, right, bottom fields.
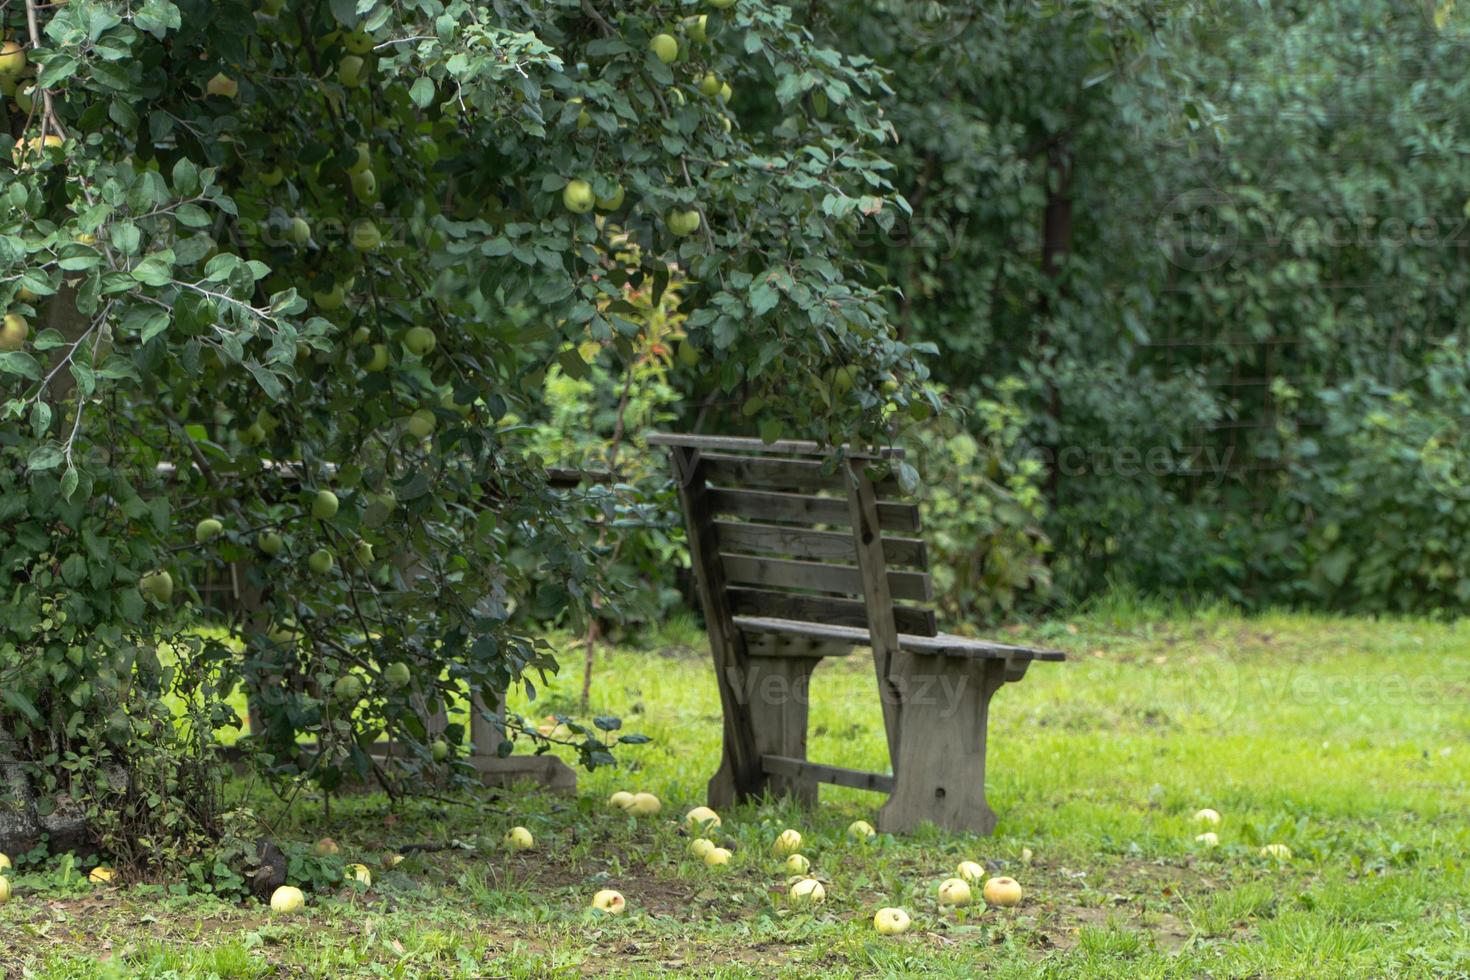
left=27, top=442, right=65, bottom=472
left=409, top=76, right=435, bottom=108
left=0, top=351, right=42, bottom=379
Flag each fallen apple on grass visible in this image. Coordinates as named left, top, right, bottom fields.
left=956, top=860, right=985, bottom=884
left=89, top=866, right=116, bottom=885
left=609, top=790, right=635, bottom=811
left=1260, top=843, right=1292, bottom=861
left=1194, top=808, right=1222, bottom=827
left=772, top=829, right=802, bottom=856
left=704, top=846, right=732, bottom=867
left=982, top=876, right=1023, bottom=907
left=689, top=838, right=716, bottom=859
left=873, top=907, right=910, bottom=935
left=591, top=889, right=626, bottom=914
left=685, top=805, right=721, bottom=831
left=784, top=854, right=810, bottom=875
left=937, top=877, right=971, bottom=906
left=1195, top=832, right=1220, bottom=848
left=847, top=820, right=876, bottom=842
left=346, top=864, right=372, bottom=886
left=0, top=853, right=11, bottom=872
left=314, top=838, right=340, bottom=857
left=788, top=877, right=825, bottom=907
left=504, top=826, right=535, bottom=851
left=627, top=792, right=661, bottom=816
left=271, top=885, right=305, bottom=914
left=0, top=877, right=10, bottom=905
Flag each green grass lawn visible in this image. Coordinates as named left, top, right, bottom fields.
left=3, top=602, right=1469, bottom=977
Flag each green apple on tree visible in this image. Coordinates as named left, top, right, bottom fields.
left=338, top=55, right=367, bottom=88
left=562, top=179, right=594, bottom=214
left=698, top=72, right=721, bottom=97
left=406, top=409, right=436, bottom=439
left=343, top=30, right=375, bottom=55
left=311, top=490, right=339, bottom=520
left=333, top=674, right=363, bottom=701
left=308, top=548, right=334, bottom=575
left=667, top=210, right=701, bottom=236
left=350, top=168, right=377, bottom=201
left=194, top=518, right=223, bottom=543
left=594, top=184, right=625, bottom=211
left=0, top=42, right=27, bottom=77
left=364, top=344, right=389, bottom=372
left=140, top=570, right=173, bottom=603
left=350, top=219, right=382, bottom=251
left=650, top=33, right=679, bottom=64
left=384, top=662, right=411, bottom=688
left=206, top=72, right=238, bottom=98
left=0, top=312, right=28, bottom=351
left=403, top=326, right=436, bottom=356
left=257, top=531, right=284, bottom=556
left=354, top=540, right=374, bottom=565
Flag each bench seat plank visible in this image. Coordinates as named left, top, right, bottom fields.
left=734, top=615, right=1064, bottom=661
left=727, top=587, right=938, bottom=637
left=720, top=553, right=933, bottom=602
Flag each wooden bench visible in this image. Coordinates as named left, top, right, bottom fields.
left=647, top=432, right=1064, bottom=835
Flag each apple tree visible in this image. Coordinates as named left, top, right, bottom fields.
left=0, top=0, right=927, bottom=861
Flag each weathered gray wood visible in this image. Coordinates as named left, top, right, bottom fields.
left=878, top=657, right=1006, bottom=835
left=761, top=755, right=896, bottom=794
left=465, top=754, right=577, bottom=792
left=670, top=446, right=765, bottom=807
left=707, top=488, right=921, bottom=533
left=740, top=631, right=854, bottom=659
left=727, top=586, right=938, bottom=637
left=846, top=459, right=908, bottom=765
left=719, top=553, right=933, bottom=602
left=746, top=660, right=820, bottom=804
left=714, top=521, right=929, bottom=569
left=700, top=452, right=901, bottom=496
left=647, top=432, right=903, bottom=459
left=732, top=616, right=1066, bottom=661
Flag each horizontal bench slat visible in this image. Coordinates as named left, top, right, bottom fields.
left=707, top=488, right=921, bottom=533
left=647, top=432, right=903, bottom=459
left=734, top=615, right=1065, bottom=661
left=720, top=553, right=933, bottom=602
left=762, top=755, right=894, bottom=793
left=728, top=587, right=938, bottom=637
left=714, top=521, right=928, bottom=569
left=699, top=452, right=902, bottom=496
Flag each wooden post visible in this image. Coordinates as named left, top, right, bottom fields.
left=464, top=686, right=577, bottom=792
left=844, top=459, right=906, bottom=767
left=745, top=658, right=818, bottom=805
left=670, top=445, right=764, bottom=807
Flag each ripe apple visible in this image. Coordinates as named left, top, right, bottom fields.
left=195, top=518, right=222, bottom=543
left=350, top=168, right=377, bottom=201
left=684, top=15, right=709, bottom=42
left=431, top=738, right=449, bottom=762
left=627, top=792, right=661, bottom=816
left=382, top=853, right=404, bottom=868
left=346, top=143, right=372, bottom=175
left=982, top=876, right=1023, bottom=907
left=873, top=907, right=910, bottom=936
left=0, top=853, right=11, bottom=872
left=688, top=838, right=715, bottom=859
left=1020, top=847, right=1034, bottom=864
left=346, top=863, right=372, bottom=886
left=609, top=790, right=635, bottom=811
left=404, top=326, right=436, bottom=356
left=594, top=184, right=625, bottom=211
left=562, top=179, right=594, bottom=214
left=260, top=165, right=284, bottom=187
left=89, top=866, right=116, bottom=884
left=784, top=854, right=810, bottom=875
left=788, top=878, right=825, bottom=906
left=351, top=219, right=382, bottom=251
left=703, top=846, right=731, bottom=867
left=343, top=30, right=375, bottom=54
left=591, top=889, right=626, bottom=914
left=504, top=826, right=535, bottom=851
left=333, top=674, right=363, bottom=701
left=1193, top=808, right=1221, bottom=827
left=365, top=344, right=389, bottom=372
left=206, top=73, right=238, bottom=98
left=685, top=806, right=721, bottom=831
left=1260, top=843, right=1292, bottom=861
left=937, top=877, right=971, bottom=906
left=308, top=548, right=335, bottom=575
left=354, top=540, right=374, bottom=565
left=313, top=281, right=348, bottom=310
left=0, top=42, right=26, bottom=77
left=406, top=409, right=436, bottom=439
left=338, top=55, right=367, bottom=88
left=1195, top=832, right=1219, bottom=848
left=698, top=72, right=721, bottom=97
left=666, top=210, right=701, bottom=237
left=383, top=661, right=410, bottom=688
left=140, top=570, right=174, bottom=603
left=270, top=884, right=305, bottom=913
left=650, top=33, right=679, bottom=64
left=719, top=81, right=732, bottom=102
left=0, top=312, right=29, bottom=351
left=772, top=829, right=802, bottom=856
left=314, top=838, right=340, bottom=857
left=847, top=820, right=876, bottom=842
left=287, top=216, right=311, bottom=245
left=0, top=876, right=9, bottom=905
left=311, top=490, right=339, bottom=520
left=956, top=860, right=985, bottom=884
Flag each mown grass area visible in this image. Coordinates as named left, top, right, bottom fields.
left=3, top=601, right=1468, bottom=978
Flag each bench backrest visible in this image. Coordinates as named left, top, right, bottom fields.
left=648, top=433, right=937, bottom=638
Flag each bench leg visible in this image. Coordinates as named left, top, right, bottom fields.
left=709, top=658, right=818, bottom=807
left=878, top=657, right=1010, bottom=835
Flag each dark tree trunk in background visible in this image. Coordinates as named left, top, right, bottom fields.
left=1038, top=138, right=1073, bottom=504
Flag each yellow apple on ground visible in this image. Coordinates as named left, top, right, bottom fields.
left=383, top=853, right=404, bottom=868
left=772, top=829, right=802, bottom=856
left=0, top=312, right=29, bottom=351
left=957, top=860, right=985, bottom=884
left=591, top=889, right=626, bottom=914
left=562, top=179, right=594, bottom=214
left=689, top=837, right=716, bottom=859
left=982, top=876, right=1023, bottom=907
left=504, top=826, right=535, bottom=851
left=205, top=72, right=237, bottom=98
left=140, top=570, right=173, bottom=603
left=1020, top=847, right=1034, bottom=864
left=0, top=853, right=10, bottom=872
left=311, top=489, right=339, bottom=520
left=270, top=885, right=305, bottom=913
left=609, top=790, right=635, bottom=811
left=1260, top=843, right=1292, bottom=861
left=314, top=838, right=340, bottom=857
left=937, top=877, right=971, bottom=906
left=627, top=792, right=661, bottom=816
left=1193, top=808, right=1221, bottom=827
left=847, top=820, right=876, bottom=842
left=0, top=41, right=26, bottom=77
left=89, top=866, right=116, bottom=884
left=195, top=518, right=223, bottom=543
left=784, top=854, right=810, bottom=875
left=788, top=878, right=825, bottom=906
left=1195, top=832, right=1219, bottom=847
left=873, top=907, right=910, bottom=935
left=704, top=846, right=732, bottom=867
left=650, top=33, right=679, bottom=63
left=685, top=806, right=721, bottom=831
left=346, top=863, right=372, bottom=886
left=0, top=876, right=9, bottom=905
